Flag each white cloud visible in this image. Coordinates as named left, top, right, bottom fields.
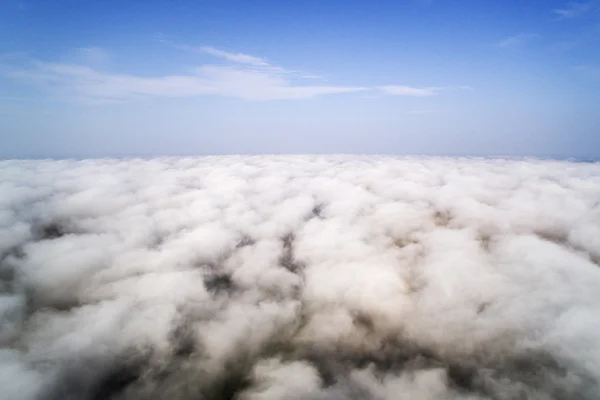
left=300, top=75, right=326, bottom=80
left=159, top=39, right=291, bottom=74
left=1, top=156, right=600, bottom=399
left=3, top=46, right=470, bottom=103
left=378, top=85, right=472, bottom=97
left=496, top=33, right=540, bottom=48
left=158, top=39, right=272, bottom=67
left=553, top=1, right=599, bottom=18
left=199, top=46, right=269, bottom=67
left=72, top=46, right=110, bottom=66
left=7, top=61, right=366, bottom=102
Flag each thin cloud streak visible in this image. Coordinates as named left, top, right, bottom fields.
left=159, top=39, right=303, bottom=77
left=496, top=33, right=540, bottom=48
left=199, top=46, right=269, bottom=67
left=7, top=61, right=367, bottom=102
left=378, top=86, right=439, bottom=96
left=552, top=1, right=599, bottom=19
left=3, top=47, right=471, bottom=103
left=158, top=37, right=270, bottom=67
left=378, top=85, right=473, bottom=97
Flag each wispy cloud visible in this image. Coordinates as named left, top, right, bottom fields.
left=378, top=85, right=472, bottom=97
left=160, top=39, right=270, bottom=67
left=198, top=46, right=269, bottom=67
left=378, top=86, right=439, bottom=96
left=300, top=74, right=326, bottom=80
left=405, top=109, right=453, bottom=115
left=496, top=33, right=540, bottom=48
left=3, top=46, right=471, bottom=103
left=6, top=60, right=366, bottom=102
left=72, top=46, right=110, bottom=66
left=552, top=1, right=599, bottom=19
left=160, top=39, right=326, bottom=80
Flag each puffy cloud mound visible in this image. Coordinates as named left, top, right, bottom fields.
left=1, top=155, right=600, bottom=400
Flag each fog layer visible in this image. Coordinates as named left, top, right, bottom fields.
left=1, top=156, right=600, bottom=400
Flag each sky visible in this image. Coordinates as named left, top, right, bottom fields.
left=0, top=0, right=599, bottom=158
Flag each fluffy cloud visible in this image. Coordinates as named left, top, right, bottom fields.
left=2, top=156, right=600, bottom=399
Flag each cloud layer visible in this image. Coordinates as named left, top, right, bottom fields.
left=1, top=156, right=600, bottom=399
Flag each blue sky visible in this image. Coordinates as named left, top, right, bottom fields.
left=1, top=0, right=599, bottom=158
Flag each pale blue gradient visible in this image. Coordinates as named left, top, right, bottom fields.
left=1, top=0, right=599, bottom=158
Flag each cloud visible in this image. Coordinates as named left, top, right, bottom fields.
left=300, top=75, right=326, bottom=80
left=378, top=86, right=440, bottom=96
left=72, top=47, right=110, bottom=66
left=167, top=41, right=329, bottom=83
left=158, top=39, right=288, bottom=73
left=6, top=60, right=366, bottom=102
left=552, top=1, right=599, bottom=18
left=158, top=39, right=271, bottom=67
left=2, top=46, right=470, bottom=103
left=496, top=33, right=540, bottom=48
left=1, top=156, right=600, bottom=399
left=378, top=85, right=472, bottom=97
left=199, top=46, right=269, bottom=67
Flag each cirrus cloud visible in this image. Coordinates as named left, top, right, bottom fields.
left=552, top=1, right=600, bottom=19
left=6, top=60, right=367, bottom=102
left=378, top=85, right=473, bottom=97
left=2, top=46, right=472, bottom=103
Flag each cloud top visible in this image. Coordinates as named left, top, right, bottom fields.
left=1, top=156, right=600, bottom=399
